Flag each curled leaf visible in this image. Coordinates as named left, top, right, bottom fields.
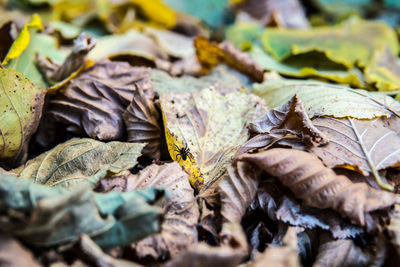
left=238, top=148, right=400, bottom=226
left=15, top=138, right=145, bottom=188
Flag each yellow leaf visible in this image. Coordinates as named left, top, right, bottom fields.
left=130, top=0, right=176, bottom=28
left=2, top=14, right=43, bottom=66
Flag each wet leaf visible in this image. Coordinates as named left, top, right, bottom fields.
left=311, top=116, right=400, bottom=190
left=253, top=79, right=400, bottom=119
left=0, top=234, right=41, bottom=267
left=262, top=19, right=398, bottom=69
left=47, top=61, right=151, bottom=140
left=238, top=148, right=400, bottom=226
left=123, top=84, right=162, bottom=160
left=0, top=172, right=165, bottom=247
left=14, top=138, right=145, bottom=188
left=160, top=87, right=261, bottom=189
left=0, top=68, right=45, bottom=168
left=247, top=227, right=301, bottom=267
left=194, top=36, right=264, bottom=82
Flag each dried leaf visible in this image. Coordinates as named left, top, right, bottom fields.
left=99, top=162, right=199, bottom=259
left=247, top=227, right=301, bottom=267
left=0, top=172, right=165, bottom=247
left=387, top=204, right=400, bottom=255
left=0, top=68, right=45, bottom=168
left=123, top=85, right=162, bottom=160
left=238, top=148, right=400, bottom=226
left=161, top=87, right=261, bottom=189
left=15, top=138, right=145, bottom=188
left=47, top=61, right=151, bottom=140
left=0, top=234, right=41, bottom=267
left=253, top=79, right=400, bottom=119
left=194, top=36, right=264, bottom=82
left=311, top=116, right=400, bottom=190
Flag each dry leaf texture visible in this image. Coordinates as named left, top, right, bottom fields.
left=238, top=148, right=400, bottom=226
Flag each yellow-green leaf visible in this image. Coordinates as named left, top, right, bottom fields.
left=0, top=68, right=45, bottom=167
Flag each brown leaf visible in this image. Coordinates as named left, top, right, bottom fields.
left=310, top=116, right=400, bottom=190
left=247, top=227, right=301, bottom=267
left=238, top=148, right=400, bottom=226
left=99, top=162, right=199, bottom=260
left=0, top=234, right=42, bottom=267
left=313, top=237, right=371, bottom=267
left=194, top=36, right=264, bottom=82
left=387, top=204, right=400, bottom=256
left=47, top=60, right=152, bottom=140
left=237, top=96, right=327, bottom=155
left=123, top=84, right=162, bottom=159
left=233, top=0, right=309, bottom=29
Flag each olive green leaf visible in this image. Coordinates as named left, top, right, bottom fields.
left=0, top=172, right=165, bottom=247
left=0, top=68, right=45, bottom=168
left=15, top=138, right=145, bottom=188
left=253, top=79, right=400, bottom=119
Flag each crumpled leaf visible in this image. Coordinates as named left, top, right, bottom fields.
left=0, top=68, right=45, bottom=168
left=161, top=87, right=261, bottom=189
left=194, top=36, right=264, bottom=82
left=233, top=0, right=309, bottom=29
left=14, top=138, right=145, bottom=188
left=0, top=234, right=41, bottom=267
left=123, top=84, right=162, bottom=160
left=47, top=60, right=152, bottom=140
left=313, top=237, right=371, bottom=267
left=262, top=19, right=398, bottom=69
left=238, top=148, right=400, bottom=226
left=0, top=172, right=165, bottom=247
left=151, top=65, right=246, bottom=95
left=98, top=162, right=199, bottom=259
left=252, top=180, right=364, bottom=239
left=311, top=116, right=400, bottom=190
left=247, top=227, right=301, bottom=267
left=253, top=79, right=400, bottom=119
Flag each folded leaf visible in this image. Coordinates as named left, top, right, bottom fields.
left=0, top=68, right=45, bottom=168
left=238, top=148, right=400, bottom=226
left=161, top=87, right=261, bottom=189
left=15, top=138, right=145, bottom=188
left=0, top=173, right=165, bottom=247
left=262, top=19, right=398, bottom=69
left=253, top=79, right=400, bottom=119
left=311, top=116, right=400, bottom=190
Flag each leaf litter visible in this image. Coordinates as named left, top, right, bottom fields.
left=2, top=0, right=400, bottom=266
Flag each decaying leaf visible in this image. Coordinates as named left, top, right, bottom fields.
left=99, top=162, right=199, bottom=259
left=311, top=116, right=400, bottom=190
left=0, top=234, right=41, bottom=267
left=387, top=204, right=400, bottom=255
left=194, top=36, right=264, bottom=82
left=262, top=19, right=397, bottom=69
left=123, top=85, right=162, bottom=160
left=14, top=138, right=145, bottom=188
left=238, top=148, right=400, bottom=226
left=47, top=60, right=151, bottom=140
left=253, top=79, right=400, bottom=119
left=0, top=172, right=165, bottom=247
left=247, top=227, right=301, bottom=267
left=0, top=68, right=45, bottom=168
left=161, top=87, right=261, bottom=189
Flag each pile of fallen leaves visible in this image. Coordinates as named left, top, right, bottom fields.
left=3, top=0, right=400, bottom=266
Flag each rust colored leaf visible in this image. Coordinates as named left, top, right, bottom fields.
left=194, top=36, right=264, bottom=82
left=238, top=148, right=400, bottom=226
left=123, top=84, right=162, bottom=159
left=247, top=227, right=301, bottom=267
left=99, top=162, right=199, bottom=259
left=311, top=116, right=400, bottom=190
left=47, top=60, right=152, bottom=140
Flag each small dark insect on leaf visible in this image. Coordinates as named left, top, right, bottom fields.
left=174, top=142, right=190, bottom=161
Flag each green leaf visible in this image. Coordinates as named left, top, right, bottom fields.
left=253, top=79, right=400, bottom=119
left=0, top=172, right=165, bottom=247
left=262, top=19, right=398, bottom=69
left=15, top=138, right=145, bottom=188
left=0, top=68, right=45, bottom=168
